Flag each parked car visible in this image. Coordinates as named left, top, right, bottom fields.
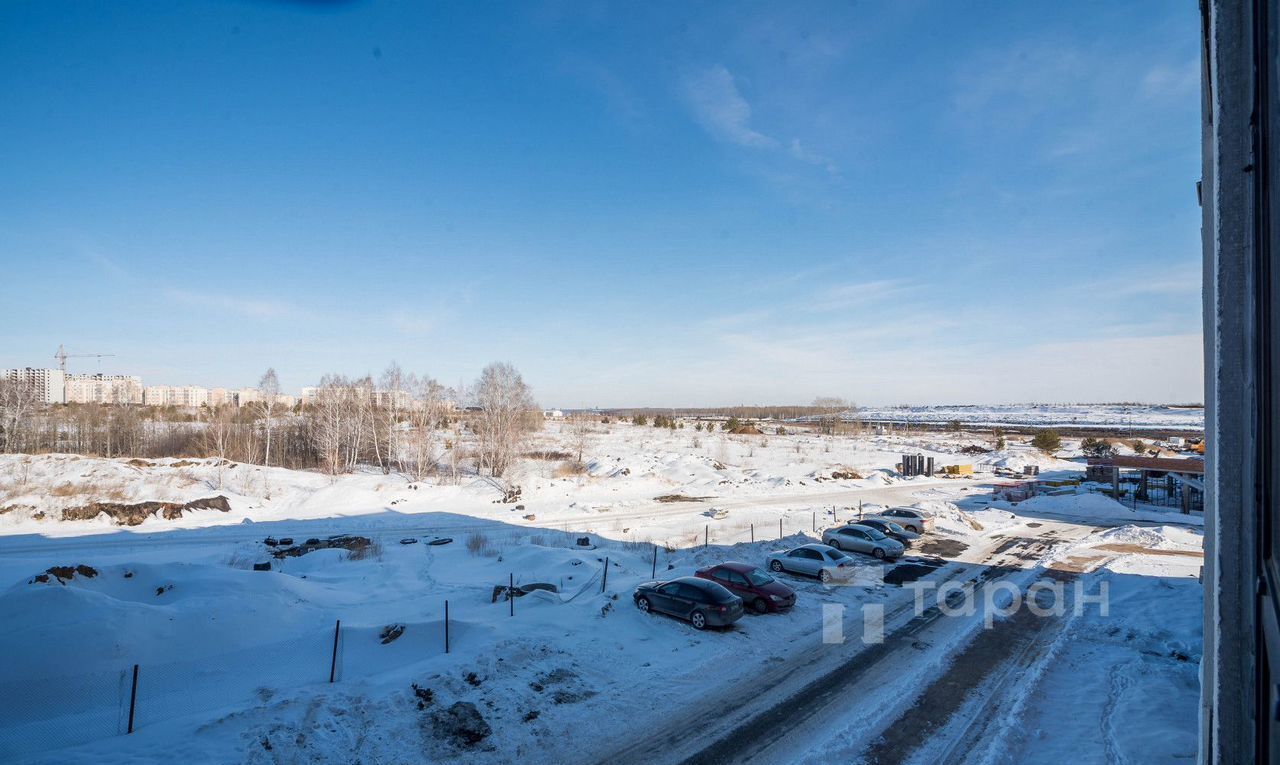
left=633, top=576, right=744, bottom=629
left=857, top=518, right=920, bottom=545
left=766, top=543, right=859, bottom=583
left=864, top=506, right=934, bottom=534
left=695, top=562, right=796, bottom=613
left=822, top=524, right=906, bottom=559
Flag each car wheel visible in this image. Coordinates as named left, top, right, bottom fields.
left=819, top=569, right=832, bottom=584
left=690, top=610, right=707, bottom=630
left=873, top=547, right=886, bottom=560
left=636, top=596, right=651, bottom=613
left=769, top=560, right=784, bottom=573
left=906, top=525, right=919, bottom=534
left=828, top=539, right=842, bottom=551
left=752, top=598, right=769, bottom=614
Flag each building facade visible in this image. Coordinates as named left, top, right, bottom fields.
left=1, top=368, right=66, bottom=404
left=65, top=374, right=143, bottom=405
left=142, top=385, right=209, bottom=408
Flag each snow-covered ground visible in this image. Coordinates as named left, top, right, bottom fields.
left=855, top=403, right=1204, bottom=431
left=0, top=423, right=1203, bottom=764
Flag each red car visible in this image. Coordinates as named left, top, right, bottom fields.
left=695, top=562, right=797, bottom=614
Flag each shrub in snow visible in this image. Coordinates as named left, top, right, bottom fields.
left=1031, top=430, right=1062, bottom=453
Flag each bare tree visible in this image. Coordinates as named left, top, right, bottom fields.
left=401, top=374, right=446, bottom=480
left=567, top=413, right=593, bottom=466
left=201, top=405, right=236, bottom=489
left=812, top=396, right=850, bottom=436
left=258, top=368, right=280, bottom=467
left=309, top=375, right=353, bottom=475
left=0, top=377, right=42, bottom=454
left=472, top=362, right=537, bottom=478
left=379, top=363, right=408, bottom=475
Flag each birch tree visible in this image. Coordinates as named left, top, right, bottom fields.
left=258, top=368, right=280, bottom=467
left=379, top=363, right=408, bottom=475
left=201, top=405, right=236, bottom=489
left=402, top=373, right=446, bottom=480
left=472, top=362, right=537, bottom=478
left=309, top=375, right=352, bottom=475
left=567, top=413, right=593, bottom=467
left=0, top=377, right=41, bottom=454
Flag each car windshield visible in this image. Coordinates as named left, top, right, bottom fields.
left=746, top=570, right=773, bottom=586
left=824, top=550, right=850, bottom=562
left=864, top=528, right=887, bottom=540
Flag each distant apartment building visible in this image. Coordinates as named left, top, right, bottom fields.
left=1, top=367, right=66, bottom=404
left=3, top=365, right=306, bottom=409
left=300, top=386, right=411, bottom=409
left=65, top=374, right=143, bottom=405
left=143, top=385, right=209, bottom=408
left=373, top=389, right=413, bottom=410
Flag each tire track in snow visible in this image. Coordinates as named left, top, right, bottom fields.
left=587, top=525, right=1080, bottom=765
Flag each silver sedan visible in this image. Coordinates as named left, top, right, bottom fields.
left=863, top=506, right=934, bottom=534
left=765, top=543, right=858, bottom=583
left=822, top=524, right=906, bottom=560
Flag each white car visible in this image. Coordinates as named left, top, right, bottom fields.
left=861, top=506, right=933, bottom=534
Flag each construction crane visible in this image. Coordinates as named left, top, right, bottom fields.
left=54, top=344, right=116, bottom=373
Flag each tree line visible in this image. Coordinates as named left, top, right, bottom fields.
left=0, top=362, right=539, bottom=482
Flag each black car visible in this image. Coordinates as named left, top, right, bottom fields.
left=633, top=576, right=744, bottom=629
left=857, top=518, right=920, bottom=546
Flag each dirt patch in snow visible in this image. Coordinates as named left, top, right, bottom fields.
left=29, top=564, right=99, bottom=584
left=1094, top=543, right=1204, bottom=558
left=60, top=496, right=231, bottom=525
left=883, top=560, right=945, bottom=586
left=916, top=537, right=970, bottom=558
left=272, top=535, right=374, bottom=559
left=654, top=494, right=711, bottom=503
left=429, top=701, right=492, bottom=749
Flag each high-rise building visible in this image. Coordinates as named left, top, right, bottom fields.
left=65, top=373, right=142, bottom=405
left=1, top=368, right=66, bottom=404
left=142, top=385, right=208, bottom=407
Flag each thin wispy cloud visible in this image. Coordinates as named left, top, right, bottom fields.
left=788, top=138, right=840, bottom=177
left=808, top=278, right=918, bottom=311
left=682, top=65, right=777, bottom=149
left=83, top=250, right=129, bottom=280
left=163, top=289, right=295, bottom=319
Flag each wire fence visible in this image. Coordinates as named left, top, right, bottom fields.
left=0, top=610, right=455, bottom=762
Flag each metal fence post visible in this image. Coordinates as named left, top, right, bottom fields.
left=329, top=619, right=340, bottom=683
left=704, top=525, right=708, bottom=548
left=601, top=557, right=609, bottom=593
left=779, top=517, right=783, bottom=539
left=509, top=573, right=514, bottom=616
left=651, top=545, right=658, bottom=578
left=127, top=664, right=139, bottom=734
left=750, top=523, right=754, bottom=543
left=444, top=600, right=450, bottom=654
left=812, top=511, right=816, bottom=532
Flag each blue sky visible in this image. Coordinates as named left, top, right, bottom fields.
left=0, top=1, right=1202, bottom=407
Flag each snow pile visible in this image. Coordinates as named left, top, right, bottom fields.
left=1098, top=525, right=1167, bottom=548
left=975, top=448, right=1081, bottom=472
left=1099, top=524, right=1204, bottom=552
left=1012, top=492, right=1131, bottom=518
